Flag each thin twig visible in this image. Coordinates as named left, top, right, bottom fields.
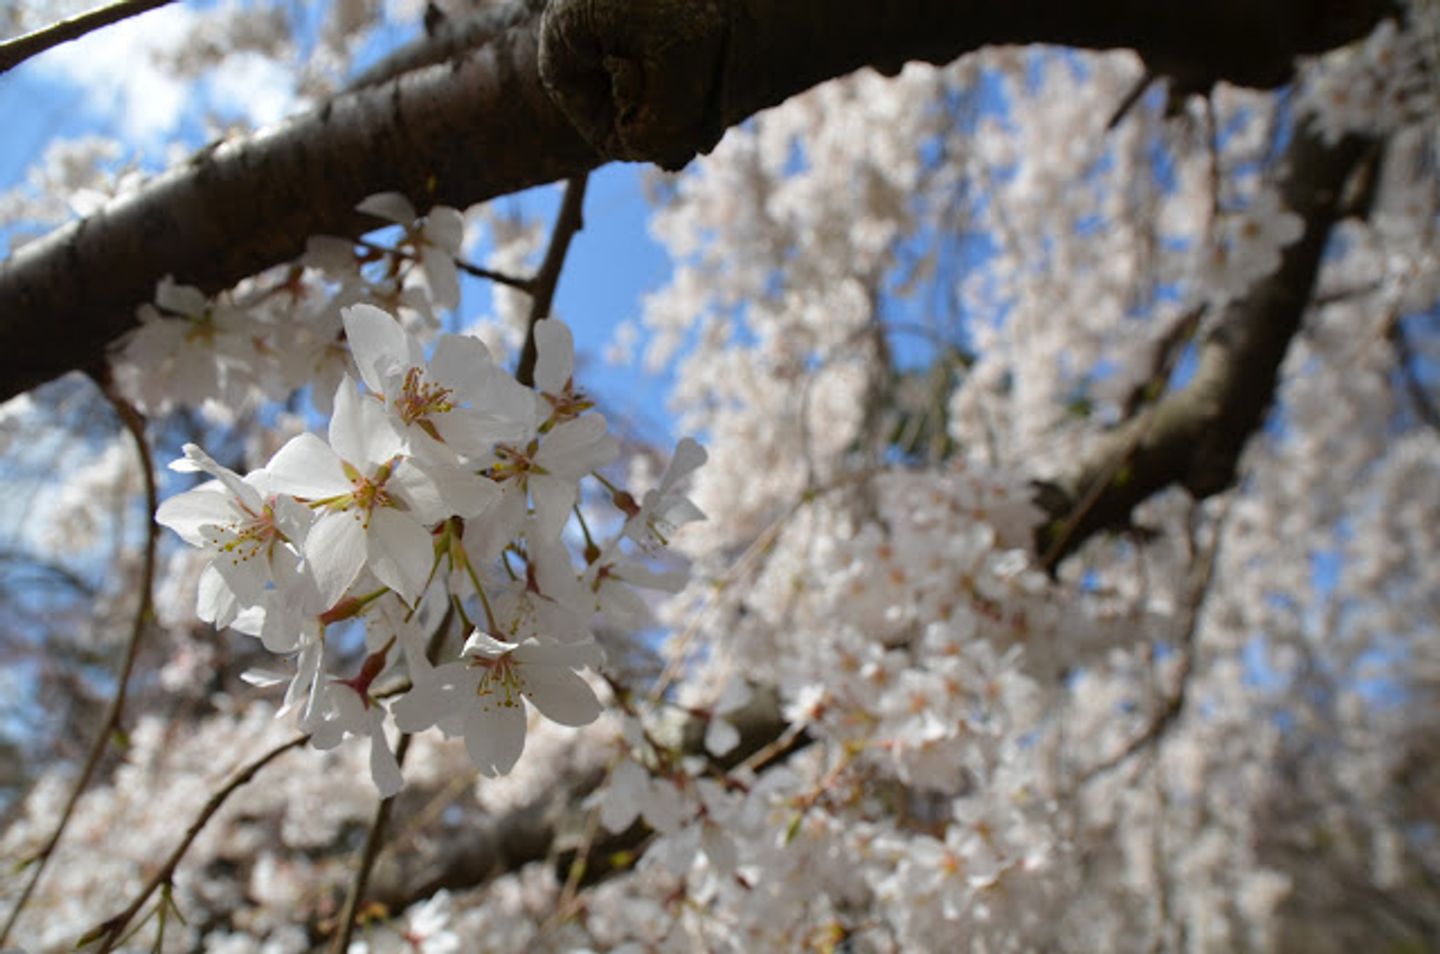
left=327, top=609, right=452, bottom=952
left=1390, top=318, right=1440, bottom=433
left=354, top=237, right=533, bottom=293
left=0, top=0, right=173, bottom=74
left=0, top=381, right=159, bottom=946
left=83, top=735, right=308, bottom=953
left=328, top=735, right=413, bottom=954
left=516, top=174, right=590, bottom=387
left=1077, top=502, right=1229, bottom=784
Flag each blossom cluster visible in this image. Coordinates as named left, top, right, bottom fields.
left=155, top=301, right=706, bottom=795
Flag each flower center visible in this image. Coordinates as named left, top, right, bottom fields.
left=395, top=365, right=455, bottom=433
left=207, top=499, right=285, bottom=566
left=470, top=653, right=524, bottom=709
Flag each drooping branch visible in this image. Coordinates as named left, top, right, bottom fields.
left=0, top=380, right=158, bottom=947
left=359, top=685, right=794, bottom=913
left=352, top=121, right=1381, bottom=914
left=1035, top=125, right=1376, bottom=564
left=0, top=0, right=1383, bottom=402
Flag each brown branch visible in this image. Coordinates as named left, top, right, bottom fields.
left=0, top=0, right=1383, bottom=402
left=1034, top=127, right=1377, bottom=564
left=346, top=0, right=546, bottom=90
left=516, top=173, right=589, bottom=387
left=82, top=735, right=308, bottom=953
left=1077, top=506, right=1227, bottom=784
left=1390, top=317, right=1440, bottom=433
left=354, top=237, right=533, bottom=292
left=0, top=379, right=158, bottom=947
left=327, top=604, right=455, bottom=949
left=0, top=0, right=173, bottom=75
left=360, top=684, right=795, bottom=912
left=327, top=735, right=413, bottom=954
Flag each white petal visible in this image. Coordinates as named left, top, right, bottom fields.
left=400, top=459, right=498, bottom=522
left=704, top=717, right=741, bottom=757
left=196, top=562, right=238, bottom=627
left=462, top=629, right=519, bottom=658
left=429, top=333, right=495, bottom=387
left=464, top=702, right=526, bottom=776
left=529, top=473, right=577, bottom=542
left=265, top=433, right=349, bottom=498
left=423, top=206, right=465, bottom=252
left=420, top=245, right=461, bottom=312
left=366, top=508, right=434, bottom=604
left=155, top=486, right=233, bottom=546
left=329, top=376, right=399, bottom=466
left=533, top=319, right=574, bottom=395
left=357, top=191, right=417, bottom=226
left=306, top=512, right=368, bottom=607
left=393, top=679, right=460, bottom=732
left=536, top=415, right=616, bottom=478
left=343, top=303, right=411, bottom=395
left=368, top=717, right=405, bottom=798
left=661, top=437, right=708, bottom=490
left=522, top=666, right=602, bottom=727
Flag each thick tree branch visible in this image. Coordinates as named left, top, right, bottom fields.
left=1035, top=126, right=1375, bottom=563
left=0, top=0, right=1383, bottom=402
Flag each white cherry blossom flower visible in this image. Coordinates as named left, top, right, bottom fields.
left=342, top=302, right=535, bottom=460
left=393, top=631, right=603, bottom=776
left=614, top=437, right=707, bottom=550
left=156, top=443, right=312, bottom=624
left=357, top=192, right=465, bottom=312
left=265, top=378, right=490, bottom=606
left=304, top=640, right=404, bottom=798
left=470, top=412, right=620, bottom=553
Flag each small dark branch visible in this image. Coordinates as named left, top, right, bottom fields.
left=1042, top=307, right=1205, bottom=571
left=1078, top=504, right=1226, bottom=784
left=0, top=0, right=173, bottom=74
left=328, top=608, right=453, bottom=948
left=348, top=0, right=546, bottom=89
left=83, top=735, right=308, bottom=953
left=455, top=257, right=534, bottom=292
left=354, top=237, right=533, bottom=292
left=1035, top=126, right=1373, bottom=565
left=1390, top=318, right=1440, bottom=433
left=327, top=735, right=413, bottom=954
left=0, top=377, right=159, bottom=947
left=516, top=173, right=589, bottom=387
left=1106, top=71, right=1156, bottom=131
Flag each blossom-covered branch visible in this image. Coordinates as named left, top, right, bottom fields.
left=0, top=0, right=1383, bottom=400
left=1034, top=124, right=1375, bottom=563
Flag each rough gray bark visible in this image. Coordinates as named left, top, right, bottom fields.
left=0, top=0, right=1382, bottom=401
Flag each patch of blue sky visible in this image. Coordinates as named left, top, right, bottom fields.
left=971, top=64, right=1016, bottom=126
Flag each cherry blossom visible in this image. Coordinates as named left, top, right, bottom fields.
left=393, top=631, right=604, bottom=777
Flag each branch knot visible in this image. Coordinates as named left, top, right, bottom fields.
left=538, top=0, right=730, bottom=171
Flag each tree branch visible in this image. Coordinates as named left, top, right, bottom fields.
left=0, top=380, right=158, bottom=947
left=1034, top=127, right=1376, bottom=563
left=0, top=0, right=173, bottom=75
left=82, top=735, right=308, bottom=953
left=0, top=0, right=1383, bottom=401
left=516, top=173, right=589, bottom=387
